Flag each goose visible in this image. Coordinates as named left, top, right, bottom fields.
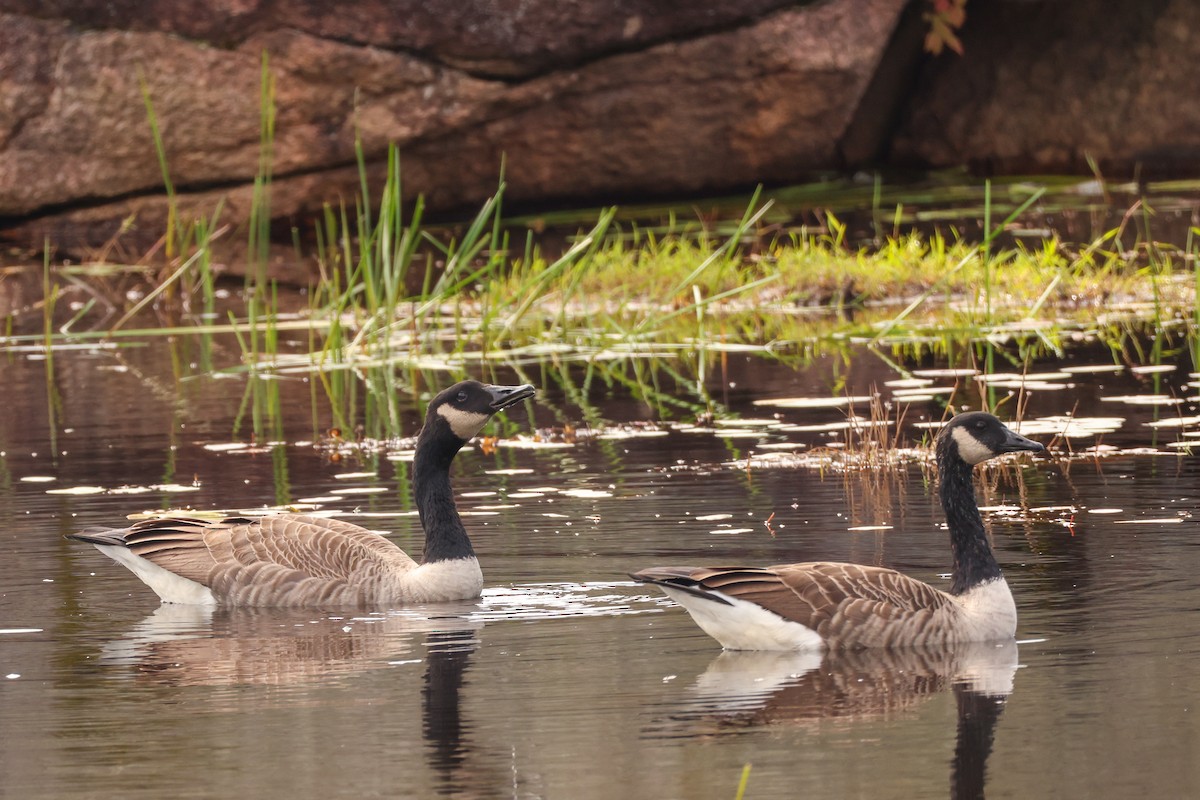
left=630, top=412, right=1044, bottom=651
left=67, top=380, right=536, bottom=607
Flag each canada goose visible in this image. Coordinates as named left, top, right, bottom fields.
left=67, top=380, right=536, bottom=607
left=631, top=412, right=1044, bottom=650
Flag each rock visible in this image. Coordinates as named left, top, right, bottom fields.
left=892, top=0, right=1200, bottom=175
left=0, top=0, right=910, bottom=259
left=2, top=0, right=801, bottom=78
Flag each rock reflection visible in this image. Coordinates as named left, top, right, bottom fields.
left=659, top=642, right=1017, bottom=800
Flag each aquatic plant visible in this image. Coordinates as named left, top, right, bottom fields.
left=13, top=55, right=1200, bottom=444
left=734, top=764, right=752, bottom=800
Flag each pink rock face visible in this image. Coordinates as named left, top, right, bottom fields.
left=0, top=0, right=907, bottom=258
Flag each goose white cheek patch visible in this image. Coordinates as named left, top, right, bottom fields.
left=951, top=426, right=994, bottom=465
left=438, top=405, right=490, bottom=440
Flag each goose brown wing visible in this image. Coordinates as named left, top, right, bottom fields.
left=664, top=563, right=959, bottom=648
left=87, top=515, right=418, bottom=605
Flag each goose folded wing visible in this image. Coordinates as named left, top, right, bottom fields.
left=697, top=562, right=958, bottom=648
left=116, top=515, right=418, bottom=586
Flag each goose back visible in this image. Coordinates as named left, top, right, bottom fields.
left=634, top=563, right=1015, bottom=650
left=74, top=515, right=426, bottom=607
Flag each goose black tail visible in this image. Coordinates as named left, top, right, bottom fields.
left=628, top=569, right=733, bottom=606
left=65, top=527, right=128, bottom=547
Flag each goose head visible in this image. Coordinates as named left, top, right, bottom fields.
left=424, top=380, right=536, bottom=445
left=937, top=412, right=1045, bottom=467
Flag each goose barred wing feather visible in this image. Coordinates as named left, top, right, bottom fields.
left=645, top=563, right=960, bottom=649
left=75, top=515, right=419, bottom=606
left=773, top=563, right=958, bottom=648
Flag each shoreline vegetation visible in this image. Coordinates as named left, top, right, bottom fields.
left=17, top=149, right=1199, bottom=444
left=22, top=146, right=1200, bottom=345
left=8, top=68, right=1200, bottom=444
left=22, top=145, right=1200, bottom=362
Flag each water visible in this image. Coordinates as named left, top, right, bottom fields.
left=3, top=337, right=1200, bottom=799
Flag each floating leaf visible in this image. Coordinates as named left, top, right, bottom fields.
left=753, top=395, right=873, bottom=409
left=496, top=439, right=574, bottom=449
left=1062, top=364, right=1124, bottom=374
left=1014, top=416, right=1124, bottom=437
left=911, top=368, right=978, bottom=378
left=560, top=488, right=613, bottom=499
left=777, top=419, right=891, bottom=433
left=892, top=386, right=955, bottom=397
left=987, top=380, right=1073, bottom=391
left=711, top=428, right=768, bottom=439
left=1147, top=416, right=1200, bottom=428
left=595, top=429, right=670, bottom=440
left=1100, top=395, right=1182, bottom=406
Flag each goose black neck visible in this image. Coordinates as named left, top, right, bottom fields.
left=938, top=443, right=1002, bottom=595
left=413, top=429, right=476, bottom=563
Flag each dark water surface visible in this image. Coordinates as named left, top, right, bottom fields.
left=3, top=337, right=1200, bottom=799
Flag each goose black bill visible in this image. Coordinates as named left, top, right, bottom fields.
left=487, top=383, right=537, bottom=411
left=998, top=427, right=1045, bottom=455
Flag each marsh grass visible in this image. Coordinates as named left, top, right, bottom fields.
left=26, top=167, right=1191, bottom=360
left=22, top=190, right=1196, bottom=444
left=41, top=246, right=61, bottom=458
left=1190, top=223, right=1200, bottom=370
left=15, top=65, right=1200, bottom=441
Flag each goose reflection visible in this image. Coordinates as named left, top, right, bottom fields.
left=661, top=641, right=1017, bottom=800
left=97, top=602, right=483, bottom=687
left=94, top=604, right=498, bottom=798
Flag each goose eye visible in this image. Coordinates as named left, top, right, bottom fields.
left=456, top=391, right=468, bottom=403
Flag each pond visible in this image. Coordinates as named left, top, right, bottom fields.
left=2, top=331, right=1199, bottom=799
